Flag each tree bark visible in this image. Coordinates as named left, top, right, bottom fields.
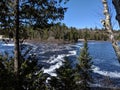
left=112, top=0, right=120, bottom=26
left=101, top=0, right=120, bottom=61
left=14, top=0, right=20, bottom=89
left=14, top=0, right=20, bottom=75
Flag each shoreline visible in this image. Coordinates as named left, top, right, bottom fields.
left=1, top=38, right=119, bottom=45
left=24, top=39, right=115, bottom=46
left=25, top=39, right=76, bottom=45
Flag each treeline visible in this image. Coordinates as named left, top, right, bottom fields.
left=1, top=23, right=120, bottom=42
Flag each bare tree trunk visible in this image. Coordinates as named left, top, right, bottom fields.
left=112, top=0, right=120, bottom=26
left=101, top=0, right=120, bottom=61
left=14, top=0, right=20, bottom=75
left=14, top=0, right=20, bottom=89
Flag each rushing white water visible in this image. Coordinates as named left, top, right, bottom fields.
left=92, top=65, right=120, bottom=78
left=2, top=43, right=14, bottom=46
left=1, top=41, right=120, bottom=87
left=43, top=50, right=77, bottom=76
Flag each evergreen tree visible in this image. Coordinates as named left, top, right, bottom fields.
left=49, top=58, right=80, bottom=90
left=0, top=1, right=68, bottom=89
left=0, top=0, right=68, bottom=76
left=77, top=32, right=92, bottom=90
left=0, top=49, right=48, bottom=90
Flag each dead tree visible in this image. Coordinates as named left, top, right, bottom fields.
left=101, top=0, right=120, bottom=61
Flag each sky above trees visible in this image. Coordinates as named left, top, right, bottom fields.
left=62, top=0, right=119, bottom=30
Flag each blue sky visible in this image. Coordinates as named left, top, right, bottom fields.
left=62, top=0, right=119, bottom=29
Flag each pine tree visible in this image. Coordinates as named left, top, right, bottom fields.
left=0, top=1, right=68, bottom=89
left=49, top=58, right=80, bottom=90
left=0, top=0, right=68, bottom=77
left=0, top=51, right=48, bottom=90
left=77, top=32, right=92, bottom=90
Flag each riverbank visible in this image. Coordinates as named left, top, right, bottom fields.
left=25, top=39, right=114, bottom=45
left=25, top=39, right=76, bottom=45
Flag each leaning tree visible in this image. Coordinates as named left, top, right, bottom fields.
left=101, top=0, right=120, bottom=61
left=112, top=0, right=120, bottom=26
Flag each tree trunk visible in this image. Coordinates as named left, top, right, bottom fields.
left=14, top=0, right=20, bottom=89
left=14, top=0, right=20, bottom=76
left=101, top=0, right=120, bottom=61
left=112, top=0, right=120, bottom=26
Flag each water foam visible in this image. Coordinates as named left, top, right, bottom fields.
left=88, top=42, right=96, bottom=45
left=43, top=50, right=76, bottom=76
left=23, top=42, right=37, bottom=48
left=76, top=43, right=83, bottom=46
left=93, top=65, right=120, bottom=78
left=43, top=54, right=65, bottom=76
left=2, top=43, right=14, bottom=46
left=69, top=50, right=76, bottom=55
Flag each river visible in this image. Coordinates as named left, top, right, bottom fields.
left=0, top=41, right=120, bottom=88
